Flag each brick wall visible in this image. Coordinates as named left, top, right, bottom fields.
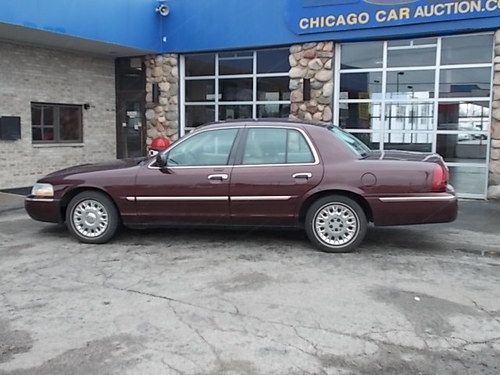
left=489, top=31, right=500, bottom=199
left=0, top=41, right=116, bottom=189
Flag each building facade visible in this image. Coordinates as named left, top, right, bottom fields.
left=0, top=0, right=500, bottom=199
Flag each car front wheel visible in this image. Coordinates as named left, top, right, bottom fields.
left=305, top=195, right=367, bottom=253
left=66, top=191, right=120, bottom=244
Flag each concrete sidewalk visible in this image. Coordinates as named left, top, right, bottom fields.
left=0, top=192, right=25, bottom=214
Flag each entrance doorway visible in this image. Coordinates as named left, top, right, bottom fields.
left=115, top=57, right=146, bottom=158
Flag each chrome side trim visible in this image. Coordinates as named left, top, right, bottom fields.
left=231, top=196, right=292, bottom=201
left=125, top=196, right=136, bottom=202
left=25, top=197, right=54, bottom=202
left=135, top=196, right=229, bottom=201
left=379, top=195, right=456, bottom=203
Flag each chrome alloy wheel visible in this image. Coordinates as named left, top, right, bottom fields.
left=72, top=199, right=109, bottom=238
left=313, top=203, right=359, bottom=247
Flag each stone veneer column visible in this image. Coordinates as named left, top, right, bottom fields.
left=144, top=54, right=179, bottom=146
left=489, top=31, right=500, bottom=198
left=288, top=42, right=334, bottom=123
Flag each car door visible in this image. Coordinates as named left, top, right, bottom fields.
left=133, top=127, right=241, bottom=225
left=229, top=126, right=323, bottom=226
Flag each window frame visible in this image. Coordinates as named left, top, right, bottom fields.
left=180, top=48, right=291, bottom=135
left=31, top=102, right=83, bottom=144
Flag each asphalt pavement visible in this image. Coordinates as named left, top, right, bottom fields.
left=0, top=194, right=499, bottom=374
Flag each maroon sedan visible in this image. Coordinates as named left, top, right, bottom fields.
left=25, top=120, right=457, bottom=252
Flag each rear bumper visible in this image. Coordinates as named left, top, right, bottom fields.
left=25, top=197, right=63, bottom=223
left=368, top=190, right=458, bottom=226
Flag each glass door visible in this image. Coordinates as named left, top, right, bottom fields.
left=335, top=33, right=494, bottom=198
left=115, top=57, right=146, bottom=158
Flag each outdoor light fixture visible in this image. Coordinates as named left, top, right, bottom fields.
left=83, top=103, right=91, bottom=110
left=156, top=2, right=170, bottom=16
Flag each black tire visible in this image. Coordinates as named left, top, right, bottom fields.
left=305, top=195, right=367, bottom=253
left=65, top=191, right=120, bottom=244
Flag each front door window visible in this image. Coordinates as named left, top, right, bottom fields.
left=167, top=128, right=238, bottom=166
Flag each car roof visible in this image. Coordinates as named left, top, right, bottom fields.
left=195, top=118, right=332, bottom=131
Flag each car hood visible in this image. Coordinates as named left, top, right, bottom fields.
left=42, top=157, right=147, bottom=179
left=366, top=150, right=444, bottom=163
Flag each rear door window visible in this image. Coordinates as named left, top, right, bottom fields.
left=242, top=128, right=314, bottom=165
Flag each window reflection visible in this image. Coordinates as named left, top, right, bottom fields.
left=341, top=41, right=383, bottom=69
left=438, top=101, right=490, bottom=132
left=441, top=35, right=493, bottom=65
left=385, top=103, right=434, bottom=131
left=339, top=103, right=382, bottom=130
left=440, top=68, right=491, bottom=98
left=386, top=70, right=435, bottom=99
left=340, top=72, right=382, bottom=100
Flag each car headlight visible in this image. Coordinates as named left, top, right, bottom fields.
left=31, top=183, right=54, bottom=198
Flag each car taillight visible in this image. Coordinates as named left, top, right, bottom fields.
left=432, top=164, right=448, bottom=192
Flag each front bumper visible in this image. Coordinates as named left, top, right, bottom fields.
left=25, top=196, right=63, bottom=223
left=368, top=189, right=458, bottom=226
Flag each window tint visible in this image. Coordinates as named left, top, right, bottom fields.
left=242, top=128, right=314, bottom=165
left=167, top=129, right=238, bottom=166
left=328, top=126, right=371, bottom=158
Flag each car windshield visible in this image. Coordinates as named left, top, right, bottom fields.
left=328, top=126, right=371, bottom=158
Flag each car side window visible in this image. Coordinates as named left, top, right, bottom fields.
left=242, top=128, right=314, bottom=165
left=166, top=128, right=238, bottom=166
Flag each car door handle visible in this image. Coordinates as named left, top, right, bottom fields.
left=208, top=174, right=229, bottom=181
left=292, top=172, right=312, bottom=179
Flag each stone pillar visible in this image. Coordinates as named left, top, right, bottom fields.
left=489, top=31, right=500, bottom=199
left=288, top=41, right=334, bottom=123
left=144, top=54, right=179, bottom=146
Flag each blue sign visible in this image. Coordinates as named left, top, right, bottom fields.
left=288, top=0, right=500, bottom=34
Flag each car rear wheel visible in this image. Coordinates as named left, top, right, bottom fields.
left=66, top=191, right=120, bottom=244
left=305, top=195, right=367, bottom=253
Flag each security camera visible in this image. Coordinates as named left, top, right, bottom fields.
left=156, top=4, right=170, bottom=16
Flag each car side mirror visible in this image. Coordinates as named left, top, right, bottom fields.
left=156, top=153, right=169, bottom=171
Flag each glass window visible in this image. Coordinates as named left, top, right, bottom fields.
left=448, top=166, right=487, bottom=196
left=243, top=128, right=287, bottom=164
left=167, top=129, right=238, bottom=166
left=340, top=72, right=382, bottom=100
left=287, top=130, right=314, bottom=163
left=384, top=133, right=433, bottom=152
left=257, top=104, right=290, bottom=118
left=328, top=126, right=371, bottom=158
left=385, top=103, right=434, bottom=132
left=350, top=133, right=380, bottom=150
left=185, top=80, right=215, bottom=102
left=219, top=51, right=253, bottom=75
left=341, top=41, right=383, bottom=69
left=185, top=105, right=215, bottom=128
left=31, top=103, right=82, bottom=143
left=219, top=78, right=253, bottom=101
left=339, top=103, right=382, bottom=130
left=437, top=134, right=487, bottom=163
left=185, top=54, right=215, bottom=76
left=438, top=101, right=490, bottom=131
left=441, top=35, right=493, bottom=65
left=257, top=49, right=289, bottom=73
left=439, top=68, right=491, bottom=98
left=242, top=128, right=314, bottom=165
left=257, top=77, right=290, bottom=101
left=59, top=106, right=81, bottom=142
left=219, top=105, right=252, bottom=121
left=386, top=70, right=435, bottom=99
left=387, top=46, right=436, bottom=67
